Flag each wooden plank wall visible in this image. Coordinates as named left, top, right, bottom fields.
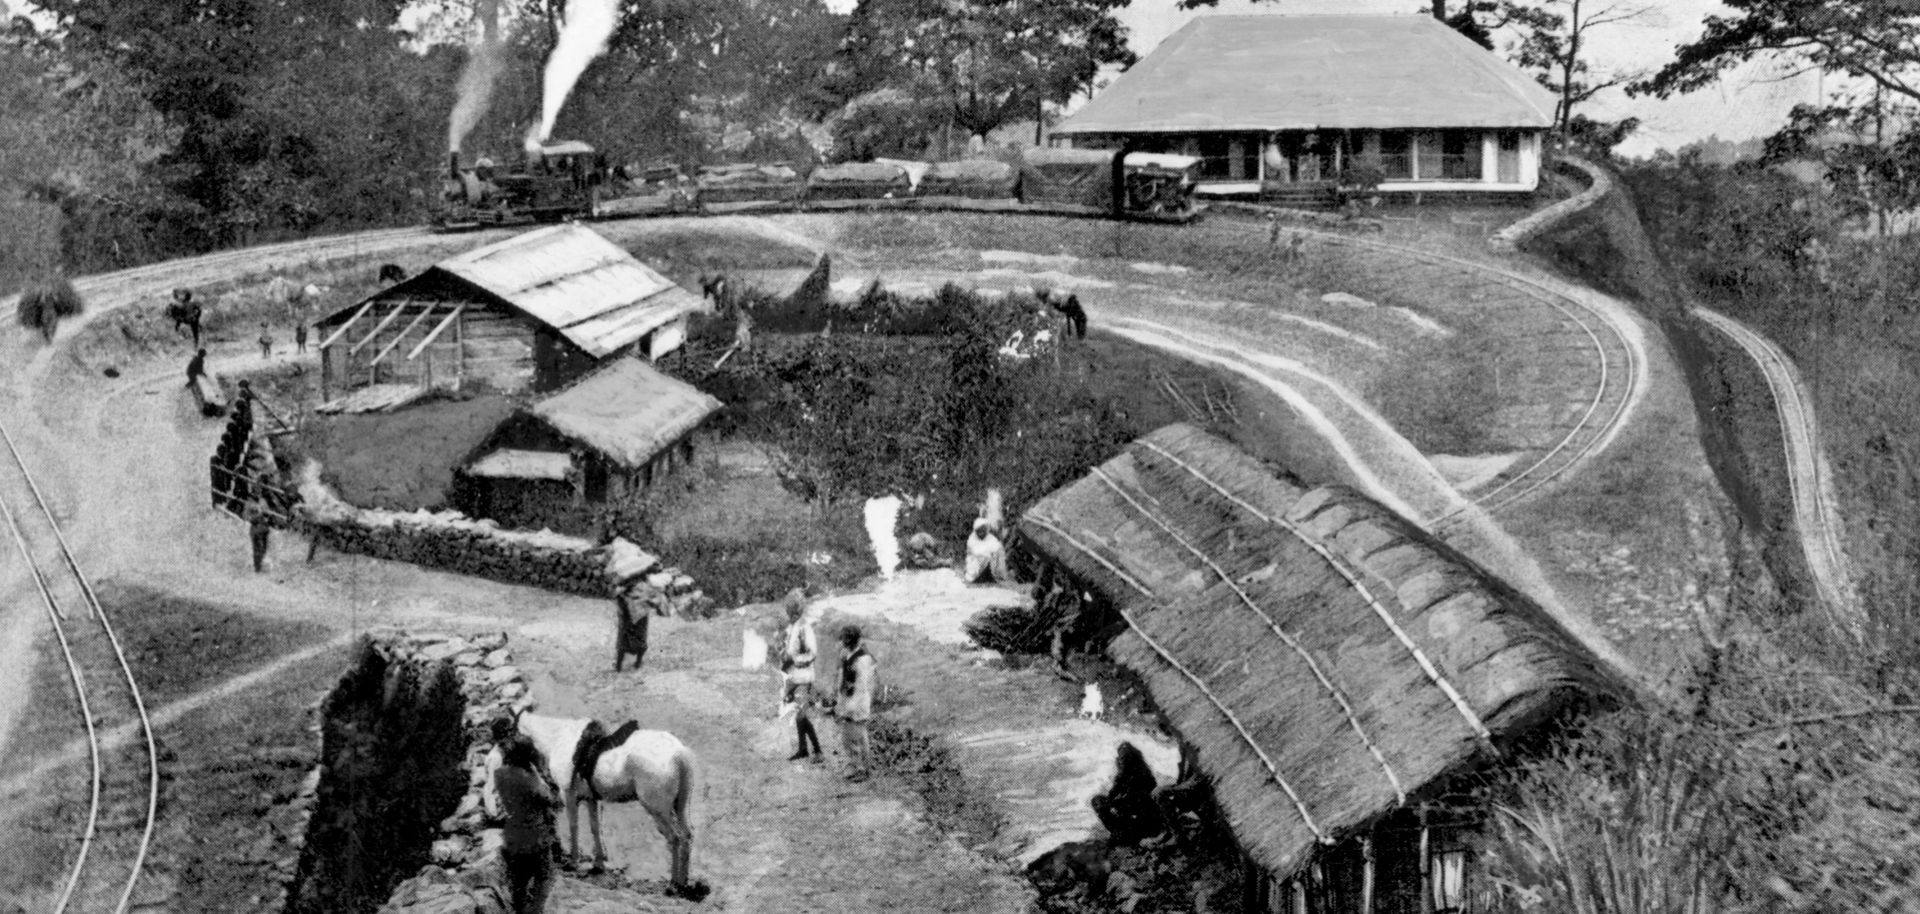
left=461, top=309, right=537, bottom=394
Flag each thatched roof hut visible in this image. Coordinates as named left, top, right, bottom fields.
left=1019, top=424, right=1625, bottom=883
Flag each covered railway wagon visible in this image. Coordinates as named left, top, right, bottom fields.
left=428, top=144, right=1202, bottom=230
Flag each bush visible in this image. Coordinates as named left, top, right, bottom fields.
left=15, top=278, right=83, bottom=341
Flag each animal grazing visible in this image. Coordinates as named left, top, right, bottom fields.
left=377, top=263, right=408, bottom=284
left=1079, top=682, right=1105, bottom=722
left=513, top=711, right=706, bottom=900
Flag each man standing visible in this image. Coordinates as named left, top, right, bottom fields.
left=780, top=590, right=823, bottom=763
left=832, top=625, right=877, bottom=781
left=294, top=319, right=309, bottom=354
left=495, top=737, right=560, bottom=914
left=243, top=498, right=273, bottom=573
left=258, top=322, right=273, bottom=360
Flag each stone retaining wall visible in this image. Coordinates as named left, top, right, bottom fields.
left=281, top=630, right=524, bottom=914
left=1490, top=155, right=1612, bottom=252
left=292, top=464, right=714, bottom=616
left=277, top=629, right=540, bottom=914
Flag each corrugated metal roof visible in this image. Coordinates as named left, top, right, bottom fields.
left=530, top=358, right=721, bottom=468
left=1056, top=15, right=1557, bottom=135
left=436, top=224, right=702, bottom=359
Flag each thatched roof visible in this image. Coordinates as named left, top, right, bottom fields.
left=529, top=358, right=719, bottom=469
left=1019, top=424, right=1622, bottom=880
left=1055, top=15, right=1556, bottom=136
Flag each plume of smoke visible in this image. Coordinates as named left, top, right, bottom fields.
left=447, top=0, right=505, bottom=154
left=529, top=0, right=621, bottom=149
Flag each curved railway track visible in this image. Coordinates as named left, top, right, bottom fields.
left=0, top=417, right=160, bottom=913
left=1693, top=308, right=1864, bottom=640
left=1196, top=217, right=1645, bottom=532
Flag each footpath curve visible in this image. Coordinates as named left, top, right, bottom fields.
left=1692, top=308, right=1865, bottom=640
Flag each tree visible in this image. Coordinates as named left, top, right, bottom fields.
left=0, top=23, right=178, bottom=288
left=1506, top=0, right=1654, bottom=135
left=819, top=0, right=1134, bottom=144
left=1763, top=92, right=1920, bottom=234
left=1633, top=0, right=1920, bottom=107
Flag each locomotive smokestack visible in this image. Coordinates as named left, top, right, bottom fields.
left=449, top=151, right=461, bottom=181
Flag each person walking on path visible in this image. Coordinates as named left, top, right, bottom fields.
left=831, top=624, right=877, bottom=781
left=780, top=589, right=824, bottom=763
left=243, top=498, right=273, bottom=573
left=495, top=736, right=561, bottom=914
left=185, top=348, right=207, bottom=386
left=603, top=533, right=653, bottom=672
left=258, top=322, right=273, bottom=360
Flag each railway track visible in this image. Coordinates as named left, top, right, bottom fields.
left=1196, top=217, right=1646, bottom=532
left=0, top=416, right=160, bottom=913
left=1693, top=308, right=1865, bottom=641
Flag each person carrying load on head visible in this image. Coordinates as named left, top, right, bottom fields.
left=602, top=531, right=654, bottom=672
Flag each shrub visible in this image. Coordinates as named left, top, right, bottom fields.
left=15, top=278, right=83, bottom=341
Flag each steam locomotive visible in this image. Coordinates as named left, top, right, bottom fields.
left=429, top=141, right=1202, bottom=231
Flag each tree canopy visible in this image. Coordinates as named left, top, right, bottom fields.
left=817, top=0, right=1134, bottom=144
left=1633, top=0, right=1920, bottom=105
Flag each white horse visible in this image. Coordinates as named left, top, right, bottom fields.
left=514, top=711, right=701, bottom=897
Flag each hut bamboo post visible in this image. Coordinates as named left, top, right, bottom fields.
left=1418, top=807, right=1433, bottom=914
left=1361, top=835, right=1375, bottom=914
left=321, top=347, right=332, bottom=402
left=455, top=308, right=466, bottom=391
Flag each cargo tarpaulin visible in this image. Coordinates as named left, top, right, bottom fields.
left=920, top=159, right=1019, bottom=200
left=805, top=162, right=913, bottom=201
left=1019, top=148, right=1115, bottom=210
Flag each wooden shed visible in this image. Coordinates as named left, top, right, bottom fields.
left=457, top=357, right=721, bottom=524
left=1019, top=424, right=1629, bottom=914
left=314, top=224, right=702, bottom=404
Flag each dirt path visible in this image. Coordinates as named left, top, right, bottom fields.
left=510, top=609, right=1034, bottom=913
left=1693, top=308, right=1864, bottom=639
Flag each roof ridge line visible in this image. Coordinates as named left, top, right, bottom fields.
left=1139, top=439, right=1497, bottom=750
left=1088, top=465, right=1408, bottom=805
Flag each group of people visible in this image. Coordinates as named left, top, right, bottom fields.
left=778, top=589, right=878, bottom=780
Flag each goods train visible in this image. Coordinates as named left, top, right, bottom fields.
left=431, top=141, right=1202, bottom=231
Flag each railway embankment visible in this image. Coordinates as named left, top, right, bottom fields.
left=1519, top=161, right=1809, bottom=620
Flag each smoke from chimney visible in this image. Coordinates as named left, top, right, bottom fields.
left=447, top=0, right=504, bottom=154
left=527, top=0, right=621, bottom=150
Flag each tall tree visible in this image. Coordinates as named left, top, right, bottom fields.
left=1633, top=0, right=1920, bottom=105
left=820, top=0, right=1134, bottom=143
left=1508, top=0, right=1654, bottom=134
left=0, top=22, right=178, bottom=287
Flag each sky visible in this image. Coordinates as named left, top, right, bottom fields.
left=1104, top=0, right=1822, bottom=158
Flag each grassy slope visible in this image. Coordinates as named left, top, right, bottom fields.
left=1524, top=173, right=1809, bottom=618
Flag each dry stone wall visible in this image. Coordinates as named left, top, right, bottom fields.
left=277, top=629, right=537, bottom=914
left=293, top=465, right=715, bottom=615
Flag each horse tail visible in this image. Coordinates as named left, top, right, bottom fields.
left=674, top=744, right=697, bottom=822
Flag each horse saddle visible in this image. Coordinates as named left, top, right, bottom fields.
left=570, top=719, right=641, bottom=800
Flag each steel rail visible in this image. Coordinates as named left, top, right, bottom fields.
left=0, top=415, right=161, bottom=914
left=1194, top=217, right=1640, bottom=527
